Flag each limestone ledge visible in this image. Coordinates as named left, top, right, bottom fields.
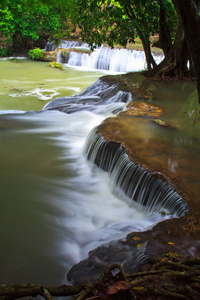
left=42, top=48, right=91, bottom=62
left=67, top=74, right=200, bottom=284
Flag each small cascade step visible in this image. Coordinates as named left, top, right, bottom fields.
left=52, top=40, right=164, bottom=72
left=84, top=128, right=187, bottom=217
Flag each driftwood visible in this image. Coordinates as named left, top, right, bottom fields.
left=1, top=253, right=200, bottom=300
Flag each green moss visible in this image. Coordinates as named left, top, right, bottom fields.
left=49, top=61, right=64, bottom=70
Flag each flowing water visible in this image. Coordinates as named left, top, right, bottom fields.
left=0, top=56, right=199, bottom=287
left=0, top=58, right=168, bottom=286
left=56, top=40, right=163, bottom=73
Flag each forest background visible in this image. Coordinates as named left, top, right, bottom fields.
left=0, top=0, right=200, bottom=102
left=1, top=1, right=200, bottom=299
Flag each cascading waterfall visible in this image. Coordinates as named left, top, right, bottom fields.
left=55, top=40, right=164, bottom=72
left=44, top=77, right=187, bottom=218
left=84, top=128, right=187, bottom=217
left=43, top=79, right=132, bottom=114
left=1, top=54, right=198, bottom=287
left=58, top=39, right=90, bottom=49
left=45, top=41, right=55, bottom=51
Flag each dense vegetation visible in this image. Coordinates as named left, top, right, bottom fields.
left=0, top=1, right=200, bottom=298
left=70, top=0, right=200, bottom=101
left=0, top=0, right=72, bottom=52
left=1, top=0, right=200, bottom=100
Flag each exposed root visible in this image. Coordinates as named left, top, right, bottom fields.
left=1, top=253, right=200, bottom=300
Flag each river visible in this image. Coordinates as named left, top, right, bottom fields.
left=0, top=58, right=164, bottom=286
left=0, top=55, right=199, bottom=287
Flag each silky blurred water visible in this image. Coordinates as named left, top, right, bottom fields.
left=0, top=60, right=166, bottom=286
left=0, top=58, right=199, bottom=287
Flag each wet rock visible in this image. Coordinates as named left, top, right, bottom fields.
left=120, top=101, right=163, bottom=118
left=43, top=79, right=131, bottom=114
left=152, top=118, right=173, bottom=128
left=43, top=50, right=57, bottom=62
left=67, top=233, right=150, bottom=284
left=42, top=48, right=91, bottom=63
left=67, top=74, right=200, bottom=285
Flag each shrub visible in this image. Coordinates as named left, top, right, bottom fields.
left=28, top=48, right=44, bottom=60
left=0, top=47, right=13, bottom=57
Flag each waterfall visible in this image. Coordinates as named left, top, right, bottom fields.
left=55, top=40, right=164, bottom=72
left=45, top=41, right=55, bottom=51
left=84, top=128, right=187, bottom=217
left=44, top=72, right=186, bottom=218
left=58, top=39, right=90, bottom=49
left=43, top=79, right=132, bottom=114
left=66, top=47, right=149, bottom=72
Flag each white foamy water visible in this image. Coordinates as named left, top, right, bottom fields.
left=56, top=41, right=164, bottom=73
left=0, top=53, right=165, bottom=288
left=0, top=106, right=167, bottom=286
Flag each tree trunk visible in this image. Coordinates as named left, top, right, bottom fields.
left=141, top=39, right=157, bottom=71
left=153, top=1, right=172, bottom=56
left=12, top=32, right=23, bottom=54
left=124, top=3, right=157, bottom=71
left=172, top=0, right=200, bottom=103
left=147, top=24, right=190, bottom=79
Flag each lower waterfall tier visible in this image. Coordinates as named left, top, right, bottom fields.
left=66, top=73, right=200, bottom=284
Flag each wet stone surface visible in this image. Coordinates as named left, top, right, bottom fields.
left=66, top=74, right=200, bottom=284
left=44, top=72, right=200, bottom=284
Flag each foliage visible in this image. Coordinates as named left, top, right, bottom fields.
left=49, top=61, right=64, bottom=70
left=0, top=7, right=14, bottom=35
left=0, top=0, right=70, bottom=51
left=70, top=0, right=177, bottom=49
left=0, top=46, right=13, bottom=57
left=69, top=0, right=178, bottom=71
left=28, top=48, right=44, bottom=60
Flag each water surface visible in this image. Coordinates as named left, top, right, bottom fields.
left=0, top=59, right=164, bottom=286
left=0, top=58, right=199, bottom=287
left=0, top=59, right=103, bottom=111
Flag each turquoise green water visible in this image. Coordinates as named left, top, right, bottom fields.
left=0, top=59, right=103, bottom=111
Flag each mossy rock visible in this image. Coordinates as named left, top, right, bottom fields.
left=49, top=61, right=64, bottom=70
left=152, top=119, right=173, bottom=128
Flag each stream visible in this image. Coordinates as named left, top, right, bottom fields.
left=0, top=55, right=200, bottom=287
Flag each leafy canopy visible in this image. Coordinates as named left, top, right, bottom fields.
left=0, top=0, right=69, bottom=41
left=71, top=0, right=177, bottom=49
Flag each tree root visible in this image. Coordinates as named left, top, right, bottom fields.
left=1, top=253, right=200, bottom=300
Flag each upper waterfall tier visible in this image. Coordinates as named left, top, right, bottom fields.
left=55, top=40, right=163, bottom=73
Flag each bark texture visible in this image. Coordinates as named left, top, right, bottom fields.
left=172, top=0, right=200, bottom=102
left=148, top=23, right=190, bottom=78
